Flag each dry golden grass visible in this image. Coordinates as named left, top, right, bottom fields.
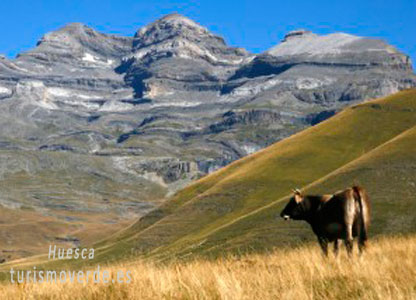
left=1, top=235, right=416, bottom=299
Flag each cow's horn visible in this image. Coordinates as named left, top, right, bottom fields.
left=292, top=188, right=301, bottom=195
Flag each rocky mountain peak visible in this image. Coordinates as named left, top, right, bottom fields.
left=20, top=23, right=132, bottom=65
left=55, top=22, right=90, bottom=32
left=125, top=14, right=250, bottom=77
left=37, top=23, right=94, bottom=46
left=281, top=29, right=316, bottom=42
left=132, top=13, right=217, bottom=51
left=262, top=30, right=413, bottom=71
left=267, top=31, right=362, bottom=57
left=136, top=13, right=209, bottom=38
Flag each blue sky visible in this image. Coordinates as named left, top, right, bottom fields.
left=0, top=0, right=415, bottom=67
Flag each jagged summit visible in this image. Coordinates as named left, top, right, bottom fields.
left=124, top=13, right=250, bottom=86
left=20, top=22, right=132, bottom=65
left=136, top=13, right=208, bottom=38
left=132, top=13, right=220, bottom=52
left=37, top=23, right=97, bottom=45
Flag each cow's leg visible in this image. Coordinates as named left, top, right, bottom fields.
left=358, top=236, right=367, bottom=255
left=344, top=196, right=355, bottom=257
left=318, top=237, right=328, bottom=257
left=344, top=224, right=354, bottom=256
left=333, top=239, right=341, bottom=257
left=358, top=220, right=368, bottom=255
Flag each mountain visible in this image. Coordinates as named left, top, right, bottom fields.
left=0, top=14, right=415, bottom=259
left=90, top=89, right=416, bottom=262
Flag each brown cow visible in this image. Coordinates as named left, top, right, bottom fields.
left=280, top=186, right=371, bottom=256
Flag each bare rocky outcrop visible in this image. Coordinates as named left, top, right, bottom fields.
left=0, top=15, right=414, bottom=217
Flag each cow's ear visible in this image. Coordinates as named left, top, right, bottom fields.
left=292, top=188, right=302, bottom=195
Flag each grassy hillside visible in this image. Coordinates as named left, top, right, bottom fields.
left=88, top=89, right=416, bottom=262
left=171, top=124, right=416, bottom=258
left=1, top=235, right=416, bottom=299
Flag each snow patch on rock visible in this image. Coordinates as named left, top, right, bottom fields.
left=0, top=86, right=12, bottom=96
left=82, top=52, right=100, bottom=63
left=295, top=77, right=334, bottom=90
left=81, top=53, right=114, bottom=66
left=241, top=144, right=260, bottom=155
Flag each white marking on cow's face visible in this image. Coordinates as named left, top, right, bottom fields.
left=283, top=215, right=290, bottom=220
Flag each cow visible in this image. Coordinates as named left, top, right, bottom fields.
left=280, top=186, right=371, bottom=256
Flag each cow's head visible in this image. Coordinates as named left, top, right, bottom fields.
left=280, top=189, right=306, bottom=220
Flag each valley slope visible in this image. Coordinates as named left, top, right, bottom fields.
left=92, top=89, right=416, bottom=262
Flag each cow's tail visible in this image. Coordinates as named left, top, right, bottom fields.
left=353, top=186, right=371, bottom=250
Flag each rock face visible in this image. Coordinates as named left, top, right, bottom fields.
left=0, top=14, right=414, bottom=219
left=122, top=14, right=252, bottom=101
